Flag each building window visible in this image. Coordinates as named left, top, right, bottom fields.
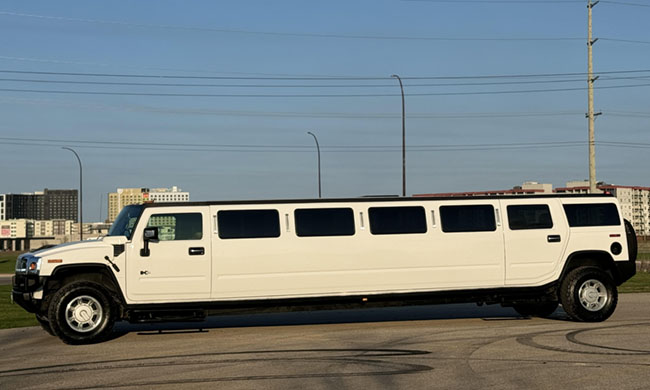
left=440, top=205, right=496, bottom=233
left=295, top=208, right=355, bottom=237
left=146, top=213, right=203, bottom=241
left=218, top=209, right=280, bottom=239
left=507, top=205, right=553, bottom=230
left=369, top=206, right=427, bottom=235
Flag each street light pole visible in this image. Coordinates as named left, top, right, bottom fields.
left=391, top=74, right=406, bottom=197
left=306, top=131, right=322, bottom=198
left=62, top=147, right=83, bottom=241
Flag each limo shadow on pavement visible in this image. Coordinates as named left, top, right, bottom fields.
left=112, top=302, right=567, bottom=337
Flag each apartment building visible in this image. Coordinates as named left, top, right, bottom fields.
left=107, top=186, right=190, bottom=222
left=0, top=189, right=78, bottom=221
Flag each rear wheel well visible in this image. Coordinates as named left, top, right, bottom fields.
left=561, top=251, right=619, bottom=284
left=42, top=265, right=125, bottom=317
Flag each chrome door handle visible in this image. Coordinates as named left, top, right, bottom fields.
left=547, top=235, right=561, bottom=243
left=189, top=247, right=205, bottom=256
left=140, top=270, right=150, bottom=275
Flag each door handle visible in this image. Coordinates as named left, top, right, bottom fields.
left=189, top=247, right=205, bottom=256
left=547, top=235, right=561, bottom=243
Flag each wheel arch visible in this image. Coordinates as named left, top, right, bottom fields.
left=560, top=250, right=621, bottom=284
left=44, top=264, right=126, bottom=315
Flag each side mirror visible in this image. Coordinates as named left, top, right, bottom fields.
left=141, top=227, right=159, bottom=257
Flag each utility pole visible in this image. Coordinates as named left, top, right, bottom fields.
left=391, top=74, right=406, bottom=197
left=587, top=0, right=601, bottom=193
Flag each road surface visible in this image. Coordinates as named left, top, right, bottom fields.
left=1, top=294, right=649, bottom=389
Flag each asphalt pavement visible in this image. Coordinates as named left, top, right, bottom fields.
left=1, top=293, right=649, bottom=389
left=0, top=274, right=12, bottom=285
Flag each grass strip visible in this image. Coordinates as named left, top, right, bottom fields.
left=0, top=285, right=38, bottom=329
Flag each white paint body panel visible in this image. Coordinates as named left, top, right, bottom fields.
left=33, top=196, right=629, bottom=306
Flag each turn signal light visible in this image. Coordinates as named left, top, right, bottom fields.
left=47, top=259, right=63, bottom=264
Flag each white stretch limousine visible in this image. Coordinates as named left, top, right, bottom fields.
left=13, top=195, right=637, bottom=344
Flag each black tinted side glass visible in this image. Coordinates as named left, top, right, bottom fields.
left=295, top=208, right=355, bottom=237
left=563, top=203, right=620, bottom=227
left=507, top=205, right=553, bottom=230
left=369, top=206, right=427, bottom=235
left=440, top=205, right=496, bottom=233
left=218, top=209, right=280, bottom=239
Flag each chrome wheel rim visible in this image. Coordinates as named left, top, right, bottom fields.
left=65, top=295, right=103, bottom=333
left=578, top=279, right=608, bottom=312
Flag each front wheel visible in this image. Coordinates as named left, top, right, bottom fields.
left=560, top=267, right=618, bottom=322
left=35, top=314, right=55, bottom=336
left=47, top=281, right=116, bottom=344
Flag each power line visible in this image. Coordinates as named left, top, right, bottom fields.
left=601, top=1, right=650, bottom=8
left=2, top=82, right=650, bottom=97
left=0, top=136, right=586, bottom=150
left=0, top=11, right=583, bottom=42
left=0, top=97, right=586, bottom=118
left=0, top=139, right=587, bottom=153
left=600, top=38, right=650, bottom=45
left=2, top=68, right=650, bottom=80
left=0, top=75, right=648, bottom=89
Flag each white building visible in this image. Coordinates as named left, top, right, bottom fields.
left=107, top=186, right=190, bottom=222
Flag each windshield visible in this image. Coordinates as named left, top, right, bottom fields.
left=108, top=205, right=144, bottom=239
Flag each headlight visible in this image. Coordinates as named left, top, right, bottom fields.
left=15, top=255, right=27, bottom=273
left=27, top=257, right=41, bottom=275
left=16, top=255, right=41, bottom=275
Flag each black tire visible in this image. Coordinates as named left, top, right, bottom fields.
left=35, top=314, right=55, bottom=336
left=513, top=302, right=558, bottom=318
left=47, top=281, right=116, bottom=345
left=560, top=266, right=618, bottom=322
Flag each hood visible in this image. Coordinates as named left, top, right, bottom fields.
left=31, top=239, right=113, bottom=258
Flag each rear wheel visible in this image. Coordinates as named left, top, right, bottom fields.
left=48, top=281, right=116, bottom=344
left=560, top=266, right=617, bottom=322
left=513, top=301, right=558, bottom=318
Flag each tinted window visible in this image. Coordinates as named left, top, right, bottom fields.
left=563, top=203, right=620, bottom=227
left=146, top=213, right=202, bottom=241
left=218, top=209, right=280, bottom=239
left=440, top=205, right=496, bottom=233
left=369, top=206, right=427, bottom=235
left=507, top=205, right=553, bottom=230
left=295, top=208, right=355, bottom=237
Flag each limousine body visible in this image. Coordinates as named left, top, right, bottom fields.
left=13, top=194, right=637, bottom=344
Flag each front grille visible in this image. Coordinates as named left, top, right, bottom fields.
left=12, top=274, right=41, bottom=292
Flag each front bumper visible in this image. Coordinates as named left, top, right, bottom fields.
left=11, top=274, right=45, bottom=313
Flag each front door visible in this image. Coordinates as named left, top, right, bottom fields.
left=126, top=206, right=211, bottom=302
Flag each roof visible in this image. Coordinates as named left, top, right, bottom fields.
left=141, top=193, right=614, bottom=208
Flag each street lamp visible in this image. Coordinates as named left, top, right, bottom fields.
left=306, top=131, right=322, bottom=198
left=391, top=74, right=406, bottom=197
left=62, top=147, right=83, bottom=241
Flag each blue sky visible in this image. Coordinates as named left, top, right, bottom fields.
left=1, top=0, right=649, bottom=222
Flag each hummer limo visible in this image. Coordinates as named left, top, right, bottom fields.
left=13, top=194, right=637, bottom=344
